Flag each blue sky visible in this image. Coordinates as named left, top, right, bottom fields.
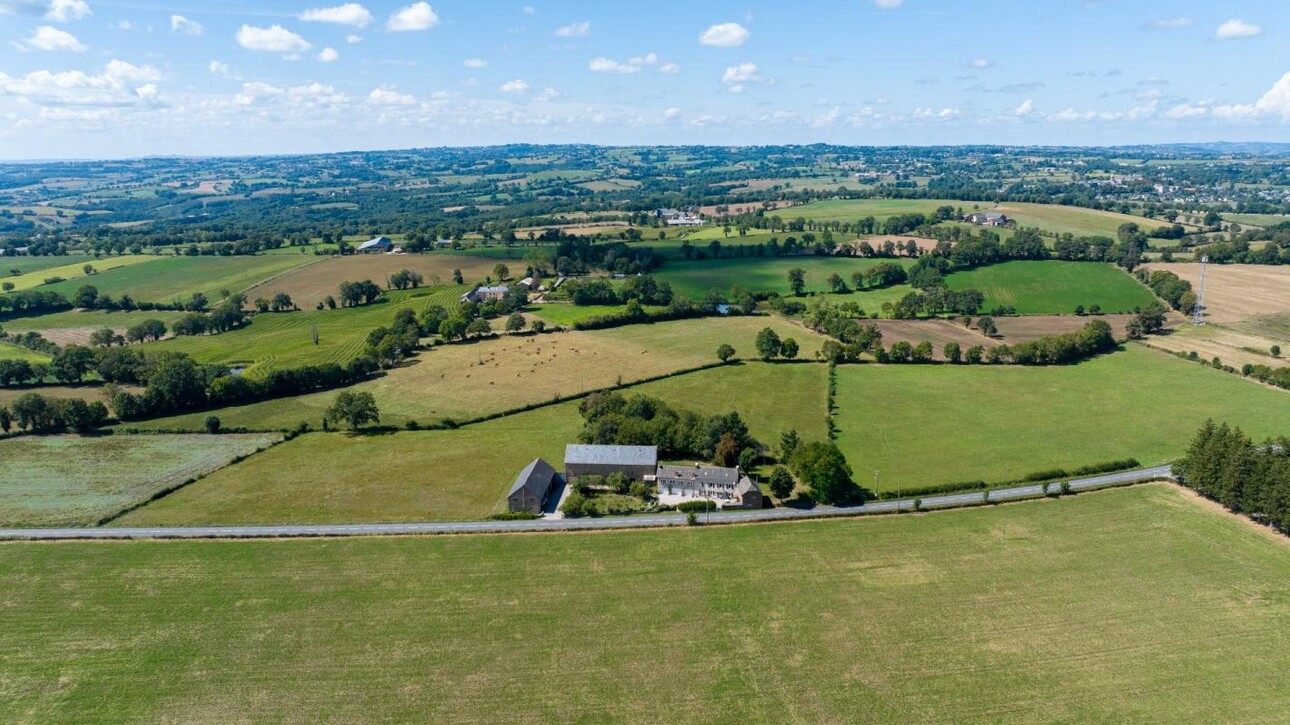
left=2, top=0, right=1290, bottom=158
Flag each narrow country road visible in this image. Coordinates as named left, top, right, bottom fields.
left=0, top=466, right=1174, bottom=541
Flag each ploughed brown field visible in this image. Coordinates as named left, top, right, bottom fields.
left=846, top=235, right=942, bottom=254
left=241, top=254, right=503, bottom=310
left=1145, top=263, right=1290, bottom=323
left=871, top=319, right=992, bottom=359
left=992, top=313, right=1138, bottom=342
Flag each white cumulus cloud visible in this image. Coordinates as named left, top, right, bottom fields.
left=1215, top=19, right=1261, bottom=40
left=721, top=61, right=759, bottom=84
left=0, top=59, right=162, bottom=106
left=368, top=85, right=415, bottom=105
left=170, top=15, right=203, bottom=36
left=1015, top=99, right=1034, bottom=115
left=45, top=0, right=90, bottom=22
left=301, top=3, right=372, bottom=28
left=463, top=58, right=487, bottom=68
left=17, top=25, right=85, bottom=52
left=699, top=22, right=748, bottom=47
left=970, top=57, right=992, bottom=69
left=316, top=47, right=339, bottom=62
left=873, top=0, right=903, bottom=8
left=387, top=2, right=438, bottom=31
left=236, top=24, right=312, bottom=55
left=554, top=20, right=590, bottom=37
left=345, top=34, right=362, bottom=43
left=500, top=78, right=529, bottom=93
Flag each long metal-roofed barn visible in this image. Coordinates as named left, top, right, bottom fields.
left=506, top=458, right=560, bottom=513
left=563, top=444, right=658, bottom=481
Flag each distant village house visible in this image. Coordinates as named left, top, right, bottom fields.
left=965, top=212, right=1009, bottom=227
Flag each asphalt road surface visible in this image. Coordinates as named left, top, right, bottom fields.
left=0, top=465, right=1174, bottom=541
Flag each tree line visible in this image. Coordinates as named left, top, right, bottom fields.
left=1179, top=420, right=1290, bottom=534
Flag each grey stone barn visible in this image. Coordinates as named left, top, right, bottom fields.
left=507, top=458, right=560, bottom=513
left=656, top=464, right=764, bottom=509
left=564, top=444, right=658, bottom=482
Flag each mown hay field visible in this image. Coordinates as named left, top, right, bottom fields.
left=7, top=486, right=1287, bottom=721
left=38, top=255, right=316, bottom=304
left=834, top=345, right=1289, bottom=491
left=1145, top=263, right=1290, bottom=324
left=0, top=433, right=279, bottom=527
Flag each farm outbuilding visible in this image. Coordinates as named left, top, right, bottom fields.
left=564, top=444, right=658, bottom=482
left=357, top=236, right=394, bottom=253
left=507, top=458, right=560, bottom=513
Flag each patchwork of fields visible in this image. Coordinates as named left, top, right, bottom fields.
left=0, top=433, right=280, bottom=527
left=139, top=285, right=467, bottom=375
left=8, top=486, right=1288, bottom=721
left=785, top=198, right=1173, bottom=238
left=118, top=316, right=831, bottom=431
left=241, top=253, right=503, bottom=310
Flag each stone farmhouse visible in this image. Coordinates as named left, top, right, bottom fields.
left=460, top=284, right=509, bottom=303
left=656, top=463, right=763, bottom=509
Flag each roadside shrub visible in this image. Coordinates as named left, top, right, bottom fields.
left=677, top=500, right=717, bottom=513
left=490, top=511, right=541, bottom=521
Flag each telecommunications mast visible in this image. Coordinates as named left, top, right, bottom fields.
left=1192, top=255, right=1208, bottom=325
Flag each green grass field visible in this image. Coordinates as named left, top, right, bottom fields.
left=655, top=256, right=914, bottom=300
left=0, top=433, right=280, bottom=527
left=1223, top=212, right=1290, bottom=227
left=8, top=485, right=1288, bottom=721
left=115, top=403, right=584, bottom=526
left=835, top=345, right=1289, bottom=491
left=0, top=341, right=50, bottom=362
left=2, top=255, right=86, bottom=276
left=2, top=255, right=157, bottom=293
left=1, top=309, right=189, bottom=333
left=946, top=260, right=1155, bottom=314
left=993, top=201, right=1175, bottom=238
left=37, top=255, right=314, bottom=303
left=787, top=197, right=965, bottom=222
left=138, top=286, right=466, bottom=375
left=635, top=361, right=828, bottom=444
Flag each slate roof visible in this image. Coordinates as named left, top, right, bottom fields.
left=508, top=458, right=557, bottom=499
left=656, top=464, right=741, bottom=485
left=564, top=444, right=658, bottom=467
left=357, top=236, right=392, bottom=251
